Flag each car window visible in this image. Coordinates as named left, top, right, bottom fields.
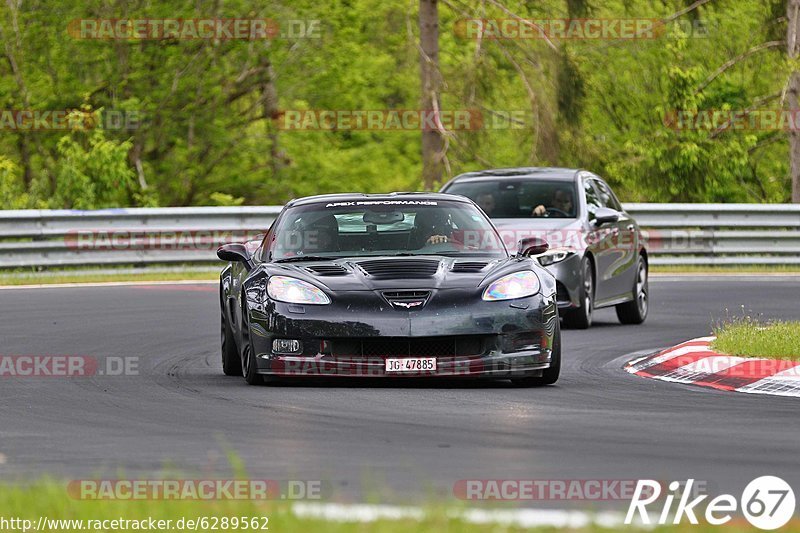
left=592, top=179, right=622, bottom=211
left=267, top=200, right=508, bottom=259
left=444, top=179, right=578, bottom=218
left=582, top=178, right=603, bottom=221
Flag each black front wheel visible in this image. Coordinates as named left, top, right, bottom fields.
left=240, top=305, right=264, bottom=385
left=511, top=321, right=561, bottom=387
left=242, top=342, right=264, bottom=386
left=562, top=259, right=593, bottom=330
left=221, top=306, right=242, bottom=376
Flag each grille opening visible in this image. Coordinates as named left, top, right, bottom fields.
left=451, top=261, right=488, bottom=273
left=305, top=264, right=348, bottom=276
left=357, top=259, right=440, bottom=279
left=327, top=336, right=487, bottom=357
left=382, top=290, right=431, bottom=307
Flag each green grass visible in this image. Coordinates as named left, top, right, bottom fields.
left=1, top=480, right=798, bottom=532
left=0, top=264, right=798, bottom=287
left=0, top=267, right=218, bottom=286
left=713, top=319, right=800, bottom=360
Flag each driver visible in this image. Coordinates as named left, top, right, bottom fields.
left=305, top=214, right=339, bottom=253
left=412, top=209, right=453, bottom=247
left=532, top=188, right=574, bottom=217
left=475, top=191, right=496, bottom=216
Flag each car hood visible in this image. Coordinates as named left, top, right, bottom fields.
left=265, top=255, right=535, bottom=292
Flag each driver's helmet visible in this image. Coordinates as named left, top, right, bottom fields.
left=305, top=213, right=339, bottom=253
left=411, top=208, right=453, bottom=247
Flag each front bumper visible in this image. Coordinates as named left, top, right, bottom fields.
left=542, top=253, right=583, bottom=310
left=247, top=288, right=558, bottom=379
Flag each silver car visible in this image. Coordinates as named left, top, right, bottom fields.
left=440, top=167, right=648, bottom=329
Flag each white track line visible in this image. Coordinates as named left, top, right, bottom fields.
left=291, top=502, right=649, bottom=529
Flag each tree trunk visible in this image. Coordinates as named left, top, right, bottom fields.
left=788, top=0, right=800, bottom=202
left=262, top=60, right=283, bottom=183
left=419, top=0, right=443, bottom=190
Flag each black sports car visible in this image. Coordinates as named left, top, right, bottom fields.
left=217, top=192, right=561, bottom=386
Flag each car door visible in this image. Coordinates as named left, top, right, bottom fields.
left=591, top=176, right=638, bottom=300
left=581, top=174, right=616, bottom=303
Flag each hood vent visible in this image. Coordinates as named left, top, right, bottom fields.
left=305, top=264, right=348, bottom=276
left=357, top=259, right=440, bottom=279
left=451, top=261, right=488, bottom=273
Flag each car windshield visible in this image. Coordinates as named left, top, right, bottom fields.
left=446, top=179, right=578, bottom=219
left=266, top=199, right=507, bottom=261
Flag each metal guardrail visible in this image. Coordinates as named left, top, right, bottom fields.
left=1, top=204, right=799, bottom=268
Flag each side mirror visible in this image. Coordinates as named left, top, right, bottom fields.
left=217, top=243, right=253, bottom=270
left=517, top=237, right=549, bottom=257
left=593, top=207, right=620, bottom=226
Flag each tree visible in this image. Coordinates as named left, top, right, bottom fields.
left=419, top=0, right=444, bottom=190
left=788, top=0, right=800, bottom=202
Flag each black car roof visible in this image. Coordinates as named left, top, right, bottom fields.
left=445, top=167, right=582, bottom=184
left=286, top=191, right=473, bottom=207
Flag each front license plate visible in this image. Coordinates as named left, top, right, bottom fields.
left=385, top=357, right=437, bottom=373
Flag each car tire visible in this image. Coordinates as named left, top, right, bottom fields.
left=242, top=342, right=264, bottom=385
left=221, top=308, right=243, bottom=376
left=511, top=320, right=561, bottom=387
left=562, top=258, right=593, bottom=330
left=616, top=255, right=648, bottom=325
left=240, top=303, right=264, bottom=386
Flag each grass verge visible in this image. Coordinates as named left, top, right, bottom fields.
left=0, top=264, right=799, bottom=287
left=1, top=480, right=798, bottom=532
left=0, top=267, right=218, bottom=286
left=713, top=319, right=800, bottom=360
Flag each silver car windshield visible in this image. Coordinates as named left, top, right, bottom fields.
left=446, top=179, right=578, bottom=219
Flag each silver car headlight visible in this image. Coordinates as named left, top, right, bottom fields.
left=267, top=276, right=331, bottom=305
left=537, top=248, right=574, bottom=267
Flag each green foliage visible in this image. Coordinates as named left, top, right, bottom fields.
left=0, top=157, right=29, bottom=209
left=209, top=192, right=246, bottom=206
left=52, top=130, right=135, bottom=209
left=0, top=0, right=794, bottom=207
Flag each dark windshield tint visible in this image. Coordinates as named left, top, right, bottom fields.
left=266, top=199, right=507, bottom=260
left=445, top=179, right=578, bottom=218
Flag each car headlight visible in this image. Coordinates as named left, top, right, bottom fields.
left=267, top=276, right=330, bottom=305
left=537, top=248, right=574, bottom=267
left=482, top=271, right=540, bottom=301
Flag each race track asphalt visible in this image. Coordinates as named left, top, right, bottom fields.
left=0, top=276, right=798, bottom=508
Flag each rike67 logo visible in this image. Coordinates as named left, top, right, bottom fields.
left=626, top=476, right=796, bottom=530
